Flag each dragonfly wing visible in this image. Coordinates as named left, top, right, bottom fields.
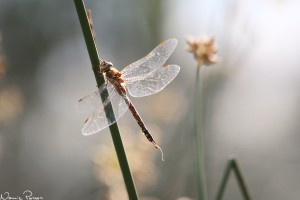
left=81, top=89, right=129, bottom=135
left=121, top=38, right=178, bottom=79
left=75, top=82, right=114, bottom=114
left=124, top=64, right=180, bottom=97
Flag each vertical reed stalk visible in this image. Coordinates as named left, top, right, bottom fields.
left=194, top=65, right=208, bottom=200
left=74, top=1, right=138, bottom=199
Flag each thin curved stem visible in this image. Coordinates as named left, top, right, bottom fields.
left=74, top=1, right=138, bottom=199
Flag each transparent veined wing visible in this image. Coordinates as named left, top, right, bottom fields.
left=124, top=64, right=180, bottom=97
left=121, top=38, right=178, bottom=79
left=75, top=82, right=129, bottom=135
left=81, top=89, right=128, bottom=135
left=75, top=82, right=114, bottom=114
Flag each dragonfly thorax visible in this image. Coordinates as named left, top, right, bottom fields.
left=106, top=67, right=122, bottom=80
left=106, top=67, right=126, bottom=95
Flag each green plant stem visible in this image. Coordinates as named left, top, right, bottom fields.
left=194, top=65, right=208, bottom=200
left=74, top=1, right=138, bottom=199
left=232, top=159, right=252, bottom=200
left=215, top=158, right=252, bottom=200
left=215, top=159, right=233, bottom=200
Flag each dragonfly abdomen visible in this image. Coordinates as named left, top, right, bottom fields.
left=122, top=95, right=158, bottom=148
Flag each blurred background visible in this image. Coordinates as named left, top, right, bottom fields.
left=1, top=0, right=300, bottom=199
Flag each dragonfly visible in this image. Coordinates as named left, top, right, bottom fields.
left=76, top=38, right=180, bottom=158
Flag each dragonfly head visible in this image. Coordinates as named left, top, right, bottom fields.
left=99, top=60, right=113, bottom=73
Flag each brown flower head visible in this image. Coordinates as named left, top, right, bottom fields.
left=186, top=36, right=218, bottom=67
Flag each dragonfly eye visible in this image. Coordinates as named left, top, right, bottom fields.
left=100, top=60, right=113, bottom=66
left=99, top=60, right=113, bottom=73
left=106, top=61, right=113, bottom=67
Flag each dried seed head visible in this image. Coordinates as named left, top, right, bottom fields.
left=186, top=36, right=218, bottom=67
